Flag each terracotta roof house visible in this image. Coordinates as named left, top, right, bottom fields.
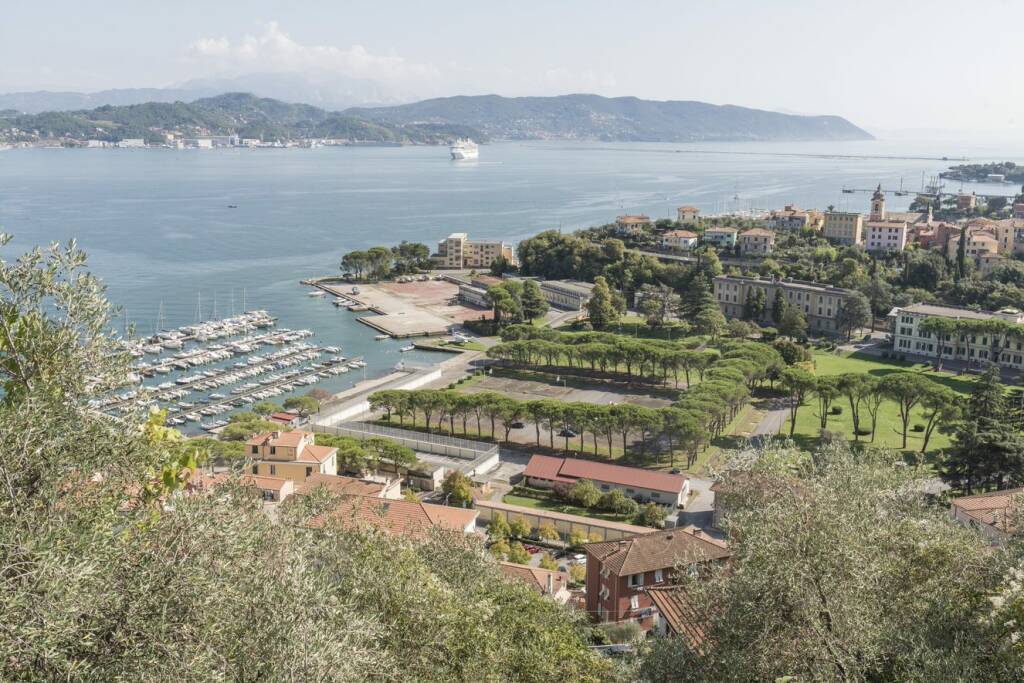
left=294, top=472, right=401, bottom=500
left=268, top=411, right=304, bottom=427
left=523, top=455, right=689, bottom=507
left=584, top=526, right=729, bottom=630
left=660, top=229, right=699, bottom=252
left=309, top=495, right=479, bottom=539
left=245, top=431, right=338, bottom=484
left=950, top=487, right=1024, bottom=542
left=615, top=214, right=653, bottom=235
left=239, top=474, right=295, bottom=502
left=645, top=585, right=706, bottom=648
left=499, top=562, right=572, bottom=604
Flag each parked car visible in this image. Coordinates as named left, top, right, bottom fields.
left=557, top=428, right=577, bottom=438
left=509, top=421, right=525, bottom=429
left=524, top=544, right=541, bottom=554
left=572, top=553, right=586, bottom=562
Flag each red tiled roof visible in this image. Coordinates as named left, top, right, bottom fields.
left=499, top=562, right=569, bottom=596
left=664, top=230, right=698, bottom=239
left=295, top=473, right=385, bottom=498
left=240, top=474, right=291, bottom=492
left=645, top=586, right=706, bottom=649
left=246, top=430, right=307, bottom=448
left=300, top=444, right=337, bottom=464
left=524, top=455, right=688, bottom=494
left=269, top=412, right=299, bottom=424
left=951, top=487, right=1024, bottom=534
left=309, top=495, right=478, bottom=539
left=585, top=526, right=730, bottom=576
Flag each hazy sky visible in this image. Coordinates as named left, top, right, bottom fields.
left=3, top=0, right=1023, bottom=133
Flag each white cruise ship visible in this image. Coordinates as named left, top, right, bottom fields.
left=449, top=139, right=479, bottom=161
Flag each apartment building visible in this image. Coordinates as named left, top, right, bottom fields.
left=584, top=527, right=730, bottom=630
left=432, top=232, right=516, bottom=269
left=887, top=303, right=1024, bottom=370
left=822, top=211, right=863, bottom=245
left=864, top=220, right=909, bottom=252
left=660, top=229, right=699, bottom=251
left=765, top=204, right=822, bottom=231
left=738, top=228, right=775, bottom=256
left=713, top=275, right=854, bottom=336
left=246, top=430, right=338, bottom=483
left=703, top=226, right=739, bottom=249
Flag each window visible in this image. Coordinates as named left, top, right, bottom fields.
left=306, top=466, right=313, bottom=477
left=654, top=569, right=664, bottom=583
left=270, top=446, right=276, bottom=455
left=625, top=488, right=635, bottom=494
left=251, top=465, right=258, bottom=474
left=600, top=484, right=610, bottom=491
left=269, top=465, right=276, bottom=475
left=251, top=445, right=258, bottom=455
left=650, top=492, right=661, bottom=499
left=630, top=595, right=640, bottom=611
left=628, top=573, right=643, bottom=588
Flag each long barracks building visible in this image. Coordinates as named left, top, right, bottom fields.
left=713, top=275, right=856, bottom=336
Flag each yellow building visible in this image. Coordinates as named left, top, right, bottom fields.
left=823, top=211, right=863, bottom=245
left=676, top=205, right=700, bottom=225
left=432, top=232, right=517, bottom=269
left=246, top=430, right=338, bottom=482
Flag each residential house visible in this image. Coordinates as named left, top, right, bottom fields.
left=738, top=228, right=775, bottom=256
left=1014, top=203, right=1024, bottom=220
left=523, top=454, right=689, bottom=507
left=246, top=430, right=338, bottom=483
left=950, top=488, right=1024, bottom=543
left=766, top=204, right=822, bottom=231
left=584, top=527, right=730, bottom=630
left=240, top=474, right=295, bottom=502
left=295, top=472, right=402, bottom=500
left=432, top=232, right=517, bottom=269
left=308, top=495, right=479, bottom=538
left=268, top=411, right=304, bottom=428
left=615, top=215, right=653, bottom=236
left=499, top=562, right=572, bottom=604
left=645, top=585, right=704, bottom=646
left=958, top=192, right=978, bottom=211
left=702, top=226, right=739, bottom=250
left=677, top=206, right=700, bottom=225
left=713, top=275, right=855, bottom=336
left=887, top=303, right=1024, bottom=370
left=660, top=229, right=699, bottom=252
left=822, top=211, right=863, bottom=246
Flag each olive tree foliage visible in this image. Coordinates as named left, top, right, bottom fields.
left=0, top=237, right=612, bottom=682
left=640, top=442, right=1022, bottom=682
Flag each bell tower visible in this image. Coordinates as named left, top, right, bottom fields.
left=870, top=184, right=886, bottom=221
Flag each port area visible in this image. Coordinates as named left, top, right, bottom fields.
left=303, top=276, right=492, bottom=338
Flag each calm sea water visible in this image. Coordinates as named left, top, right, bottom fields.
left=2, top=139, right=1023, bottom=398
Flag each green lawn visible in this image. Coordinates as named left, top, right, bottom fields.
left=502, top=493, right=634, bottom=523
left=781, top=350, right=980, bottom=459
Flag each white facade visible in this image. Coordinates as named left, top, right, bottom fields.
left=864, top=220, right=908, bottom=252
left=888, top=303, right=1024, bottom=370
left=117, top=138, right=145, bottom=148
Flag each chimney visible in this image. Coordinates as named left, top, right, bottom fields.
left=546, top=573, right=554, bottom=595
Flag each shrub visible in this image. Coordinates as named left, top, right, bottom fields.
left=911, top=424, right=925, bottom=433
left=830, top=405, right=843, bottom=415
left=598, top=489, right=640, bottom=516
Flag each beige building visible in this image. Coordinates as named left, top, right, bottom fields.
left=823, top=211, right=863, bottom=245
left=738, top=228, right=775, bottom=256
left=766, top=204, right=822, bottom=231
left=660, top=229, right=699, bottom=251
left=957, top=192, right=978, bottom=211
left=676, top=205, right=700, bottom=225
left=432, top=232, right=516, bottom=269
left=246, top=430, right=338, bottom=483
left=713, top=275, right=855, bottom=336
left=539, top=279, right=595, bottom=311
left=615, top=214, right=653, bottom=235
left=864, top=220, right=909, bottom=252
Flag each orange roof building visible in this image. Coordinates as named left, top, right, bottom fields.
left=499, top=562, right=572, bottom=603
left=950, top=487, right=1024, bottom=542
left=309, top=495, right=479, bottom=539
left=245, top=430, right=338, bottom=484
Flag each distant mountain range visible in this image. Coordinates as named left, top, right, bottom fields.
left=0, top=85, right=872, bottom=144
left=344, top=94, right=873, bottom=142
left=0, top=93, right=483, bottom=144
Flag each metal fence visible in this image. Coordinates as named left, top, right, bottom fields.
left=313, top=421, right=499, bottom=461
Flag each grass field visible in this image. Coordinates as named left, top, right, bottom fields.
left=783, top=350, right=981, bottom=459
left=502, top=493, right=634, bottom=523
